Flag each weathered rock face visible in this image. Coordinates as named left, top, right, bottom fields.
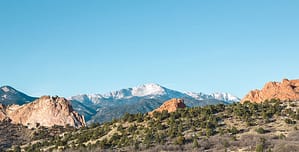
left=241, top=79, right=299, bottom=103
left=0, top=104, right=7, bottom=121
left=150, top=98, right=186, bottom=114
left=1, top=96, right=86, bottom=128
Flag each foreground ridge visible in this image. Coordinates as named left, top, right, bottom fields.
left=18, top=99, right=299, bottom=151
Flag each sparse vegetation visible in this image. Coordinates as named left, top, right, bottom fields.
left=2, top=99, right=299, bottom=151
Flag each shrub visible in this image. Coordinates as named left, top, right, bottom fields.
left=255, top=127, right=267, bottom=134
left=175, top=135, right=185, bottom=145
left=221, top=139, right=230, bottom=148
left=229, top=126, right=239, bottom=135
left=279, top=133, right=286, bottom=140
left=256, top=143, right=264, bottom=152
left=206, top=128, right=214, bottom=137
left=255, top=137, right=266, bottom=152
left=285, top=118, right=296, bottom=124
left=193, top=138, right=199, bottom=148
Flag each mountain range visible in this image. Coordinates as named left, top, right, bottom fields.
left=0, top=84, right=240, bottom=124
left=70, top=83, right=240, bottom=123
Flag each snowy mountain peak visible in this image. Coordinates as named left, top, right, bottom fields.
left=184, top=92, right=210, bottom=100
left=184, top=91, right=240, bottom=103
left=210, top=92, right=240, bottom=102
left=70, top=84, right=240, bottom=106
left=132, top=83, right=166, bottom=97
left=93, top=83, right=166, bottom=100
left=102, top=89, right=133, bottom=99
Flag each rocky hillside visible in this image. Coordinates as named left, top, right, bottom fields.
left=0, top=96, right=86, bottom=128
left=18, top=99, right=299, bottom=152
left=149, top=98, right=186, bottom=114
left=242, top=79, right=299, bottom=103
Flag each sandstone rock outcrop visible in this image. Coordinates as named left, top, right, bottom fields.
left=0, top=96, right=86, bottom=128
left=0, top=104, right=7, bottom=121
left=150, top=98, right=186, bottom=114
left=241, top=79, right=299, bottom=103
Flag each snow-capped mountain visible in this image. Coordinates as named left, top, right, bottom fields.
left=210, top=92, right=240, bottom=103
left=71, top=83, right=239, bottom=104
left=70, top=83, right=240, bottom=123
left=73, top=83, right=169, bottom=103
left=185, top=92, right=240, bottom=103
left=0, top=84, right=240, bottom=124
left=131, top=83, right=166, bottom=97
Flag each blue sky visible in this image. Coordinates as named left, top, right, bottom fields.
left=1, top=1, right=299, bottom=98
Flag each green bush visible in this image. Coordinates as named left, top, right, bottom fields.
left=229, top=126, right=239, bottom=135
left=285, top=118, right=296, bottom=124
left=255, top=137, right=266, bottom=152
left=255, top=127, right=267, bottom=134
left=175, top=135, right=185, bottom=145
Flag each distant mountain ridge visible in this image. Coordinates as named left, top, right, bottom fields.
left=71, top=83, right=239, bottom=104
left=0, top=84, right=240, bottom=124
left=0, top=86, right=36, bottom=105
left=70, top=83, right=240, bottom=123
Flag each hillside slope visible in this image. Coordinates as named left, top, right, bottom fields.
left=20, top=99, right=299, bottom=152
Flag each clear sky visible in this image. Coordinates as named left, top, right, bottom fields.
left=1, top=0, right=299, bottom=98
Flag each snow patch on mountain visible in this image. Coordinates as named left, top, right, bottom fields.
left=210, top=92, right=240, bottom=103
left=184, top=92, right=239, bottom=103
left=132, top=83, right=166, bottom=97
left=184, top=92, right=210, bottom=100
left=102, top=88, right=133, bottom=99
left=2, top=95, right=7, bottom=99
left=1, top=86, right=11, bottom=93
left=84, top=83, right=167, bottom=101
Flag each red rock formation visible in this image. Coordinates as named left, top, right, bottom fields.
left=150, top=98, right=186, bottom=114
left=1, top=96, right=85, bottom=128
left=241, top=79, right=299, bottom=103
